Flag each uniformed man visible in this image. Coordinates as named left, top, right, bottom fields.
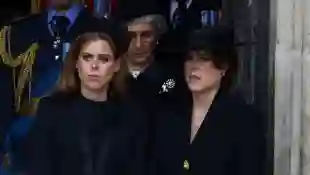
left=156, top=0, right=223, bottom=59
left=0, top=0, right=109, bottom=172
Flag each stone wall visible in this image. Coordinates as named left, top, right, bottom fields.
left=273, top=0, right=310, bottom=174
left=301, top=0, right=310, bottom=174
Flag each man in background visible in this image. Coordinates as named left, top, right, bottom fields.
left=156, top=0, right=223, bottom=62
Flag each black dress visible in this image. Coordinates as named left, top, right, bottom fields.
left=22, top=93, right=148, bottom=175
left=149, top=88, right=265, bottom=175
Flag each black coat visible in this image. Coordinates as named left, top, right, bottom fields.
left=22, top=93, right=149, bottom=175
left=149, top=88, right=265, bottom=175
left=126, top=58, right=187, bottom=114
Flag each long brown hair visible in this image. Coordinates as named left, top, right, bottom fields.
left=56, top=32, right=127, bottom=97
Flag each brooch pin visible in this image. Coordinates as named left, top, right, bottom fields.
left=131, top=71, right=140, bottom=79
left=159, top=78, right=176, bottom=94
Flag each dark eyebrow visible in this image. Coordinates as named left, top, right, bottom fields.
left=80, top=52, right=112, bottom=56
left=80, top=52, right=92, bottom=56
left=98, top=53, right=113, bottom=58
left=128, top=31, right=137, bottom=37
left=128, top=30, right=153, bottom=35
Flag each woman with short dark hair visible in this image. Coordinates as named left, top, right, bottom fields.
left=23, top=20, right=148, bottom=175
left=150, top=26, right=264, bottom=175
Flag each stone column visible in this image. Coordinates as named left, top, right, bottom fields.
left=273, top=0, right=310, bottom=175
left=301, top=0, right=310, bottom=174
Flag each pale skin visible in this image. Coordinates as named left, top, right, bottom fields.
left=126, top=22, right=157, bottom=72
left=76, top=40, right=120, bottom=102
left=184, top=51, right=227, bottom=142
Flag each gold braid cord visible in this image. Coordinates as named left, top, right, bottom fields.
left=0, top=26, right=39, bottom=112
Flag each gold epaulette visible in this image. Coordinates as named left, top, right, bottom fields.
left=0, top=25, right=39, bottom=112
left=11, top=16, right=32, bottom=23
left=0, top=26, right=39, bottom=67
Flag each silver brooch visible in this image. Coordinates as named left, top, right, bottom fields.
left=159, top=78, right=176, bottom=94
left=131, top=71, right=140, bottom=79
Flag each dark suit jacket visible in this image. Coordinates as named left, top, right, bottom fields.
left=22, top=93, right=148, bottom=175
left=157, top=0, right=222, bottom=25
left=156, top=0, right=222, bottom=56
left=150, top=88, right=265, bottom=175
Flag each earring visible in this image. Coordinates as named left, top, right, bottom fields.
left=221, top=72, right=226, bottom=77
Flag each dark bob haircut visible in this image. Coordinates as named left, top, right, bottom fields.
left=186, top=25, right=238, bottom=90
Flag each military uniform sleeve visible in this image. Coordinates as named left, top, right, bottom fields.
left=0, top=17, right=39, bottom=111
left=21, top=97, right=57, bottom=175
left=0, top=16, right=39, bottom=156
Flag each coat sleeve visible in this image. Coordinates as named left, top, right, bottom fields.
left=0, top=64, right=14, bottom=158
left=22, top=98, right=57, bottom=175
left=0, top=16, right=40, bottom=158
left=236, top=105, right=265, bottom=175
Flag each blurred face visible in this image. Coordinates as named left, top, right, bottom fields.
left=77, top=40, right=120, bottom=92
left=127, top=22, right=157, bottom=66
left=185, top=51, right=226, bottom=93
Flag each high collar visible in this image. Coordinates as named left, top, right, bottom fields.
left=47, top=4, right=82, bottom=25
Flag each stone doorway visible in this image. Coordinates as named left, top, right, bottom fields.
left=222, top=0, right=274, bottom=174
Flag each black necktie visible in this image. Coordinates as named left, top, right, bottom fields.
left=50, top=16, right=71, bottom=37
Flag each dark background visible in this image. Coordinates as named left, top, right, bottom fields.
left=0, top=3, right=31, bottom=25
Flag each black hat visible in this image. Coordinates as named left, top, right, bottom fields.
left=187, top=25, right=235, bottom=54
left=79, top=17, right=130, bottom=57
left=192, top=0, right=222, bottom=10
left=113, top=0, right=160, bottom=22
left=187, top=26, right=237, bottom=90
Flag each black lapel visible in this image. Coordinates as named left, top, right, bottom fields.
left=70, top=97, right=93, bottom=175
left=143, top=61, right=163, bottom=82
left=94, top=124, right=114, bottom=175
left=190, top=88, right=229, bottom=146
left=127, top=61, right=164, bottom=96
left=141, top=61, right=166, bottom=90
left=175, top=93, right=192, bottom=143
left=71, top=97, right=120, bottom=175
left=94, top=101, right=120, bottom=175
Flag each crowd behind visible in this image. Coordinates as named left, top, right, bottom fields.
left=0, top=0, right=265, bottom=174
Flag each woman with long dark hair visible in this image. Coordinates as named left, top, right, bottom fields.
left=23, top=21, right=148, bottom=175
left=150, top=26, right=264, bottom=175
